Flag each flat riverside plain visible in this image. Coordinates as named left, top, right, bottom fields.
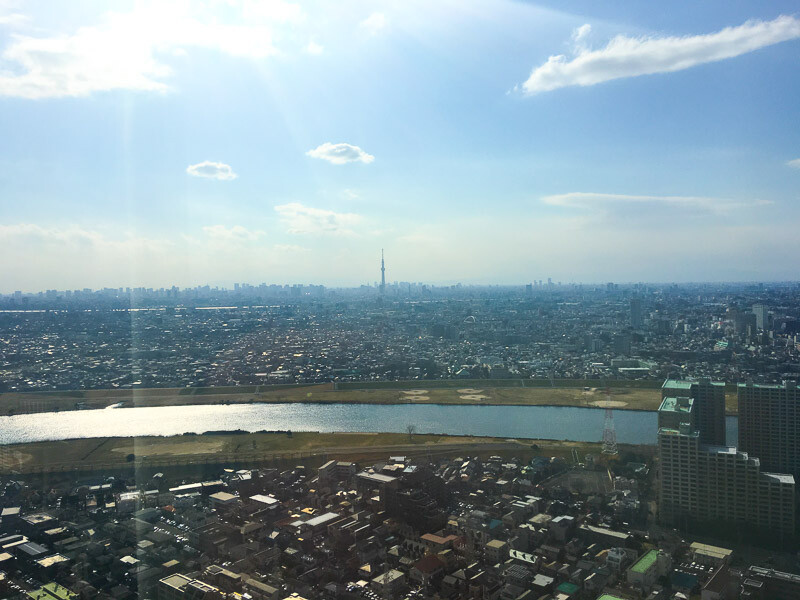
left=0, top=380, right=739, bottom=416
left=0, top=431, right=651, bottom=474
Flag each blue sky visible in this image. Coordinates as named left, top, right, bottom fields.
left=1, top=0, right=799, bottom=291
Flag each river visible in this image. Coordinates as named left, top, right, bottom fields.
left=0, top=403, right=739, bottom=446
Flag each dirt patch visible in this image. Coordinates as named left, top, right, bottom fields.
left=401, top=390, right=429, bottom=395
left=460, top=394, right=489, bottom=401
left=110, top=438, right=227, bottom=457
left=0, top=449, right=31, bottom=466
left=457, top=388, right=484, bottom=394
left=590, top=400, right=629, bottom=408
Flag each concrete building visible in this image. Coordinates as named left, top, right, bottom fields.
left=370, top=569, right=406, bottom=598
left=689, top=542, right=732, bottom=567
left=485, top=539, right=508, bottom=563
left=630, top=297, right=643, bottom=329
left=662, top=378, right=726, bottom=446
left=752, top=304, right=769, bottom=331
left=658, top=426, right=795, bottom=535
left=738, top=381, right=800, bottom=477
left=658, top=396, right=695, bottom=432
left=740, top=565, right=800, bottom=599
left=626, top=549, right=671, bottom=594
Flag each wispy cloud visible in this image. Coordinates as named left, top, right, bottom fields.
left=359, top=12, right=386, bottom=36
left=306, top=142, right=374, bottom=165
left=522, top=15, right=800, bottom=95
left=787, top=158, right=800, bottom=169
left=0, top=12, right=27, bottom=26
left=542, top=192, right=772, bottom=216
left=274, top=202, right=362, bottom=235
left=273, top=243, right=309, bottom=253
left=186, top=161, right=238, bottom=180
left=202, top=225, right=263, bottom=242
left=0, top=2, right=299, bottom=98
left=305, top=40, right=323, bottom=55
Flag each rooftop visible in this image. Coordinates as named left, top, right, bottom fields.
left=762, top=472, right=795, bottom=484
left=630, top=549, right=659, bottom=574
left=27, top=583, right=77, bottom=600
left=690, top=542, right=733, bottom=559
left=659, top=396, right=694, bottom=414
left=663, top=380, right=693, bottom=389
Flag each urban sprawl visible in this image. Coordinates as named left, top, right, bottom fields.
left=1, top=280, right=800, bottom=599
left=1, top=281, right=799, bottom=391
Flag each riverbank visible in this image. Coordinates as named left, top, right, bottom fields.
left=0, top=380, right=740, bottom=416
left=0, top=431, right=651, bottom=475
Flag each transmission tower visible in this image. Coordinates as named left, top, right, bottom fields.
left=601, top=388, right=618, bottom=455
left=602, top=408, right=618, bottom=455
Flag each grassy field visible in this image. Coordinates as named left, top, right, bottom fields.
left=335, top=378, right=665, bottom=390
left=0, top=380, right=739, bottom=416
left=0, top=431, right=634, bottom=475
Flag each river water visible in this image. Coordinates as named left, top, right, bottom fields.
left=0, top=403, right=739, bottom=446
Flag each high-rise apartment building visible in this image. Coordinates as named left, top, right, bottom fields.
left=657, top=396, right=694, bottom=432
left=658, top=380, right=795, bottom=536
left=738, top=381, right=800, bottom=477
left=662, top=378, right=726, bottom=446
left=658, top=426, right=795, bottom=535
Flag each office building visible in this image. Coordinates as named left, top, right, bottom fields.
left=752, top=304, right=769, bottom=331
left=738, top=381, right=800, bottom=477
left=662, top=378, right=726, bottom=446
left=630, top=297, right=643, bottom=329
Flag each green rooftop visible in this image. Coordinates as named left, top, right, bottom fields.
left=630, top=549, right=659, bottom=574
left=557, top=581, right=580, bottom=595
left=662, top=379, right=693, bottom=389
left=597, top=595, right=627, bottom=600
left=28, top=583, right=77, bottom=600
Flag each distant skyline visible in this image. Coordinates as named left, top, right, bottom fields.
left=2, top=1, right=800, bottom=291
left=5, top=276, right=799, bottom=297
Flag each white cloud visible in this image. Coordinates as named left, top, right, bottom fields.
left=542, top=192, right=771, bottom=216
left=186, top=161, right=238, bottom=180
left=239, top=0, right=304, bottom=24
left=202, top=225, right=264, bottom=241
left=0, top=12, right=27, bottom=26
left=787, top=158, right=800, bottom=169
left=359, top=12, right=386, bottom=35
left=273, top=243, right=309, bottom=253
left=306, top=142, right=374, bottom=165
left=0, top=3, right=289, bottom=99
left=571, top=23, right=591, bottom=50
left=274, top=202, right=362, bottom=235
left=522, top=15, right=800, bottom=95
left=306, top=40, right=323, bottom=55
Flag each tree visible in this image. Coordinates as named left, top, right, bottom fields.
left=406, top=424, right=417, bottom=442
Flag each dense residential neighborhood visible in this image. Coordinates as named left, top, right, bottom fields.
left=2, top=282, right=800, bottom=392
left=0, top=438, right=797, bottom=600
